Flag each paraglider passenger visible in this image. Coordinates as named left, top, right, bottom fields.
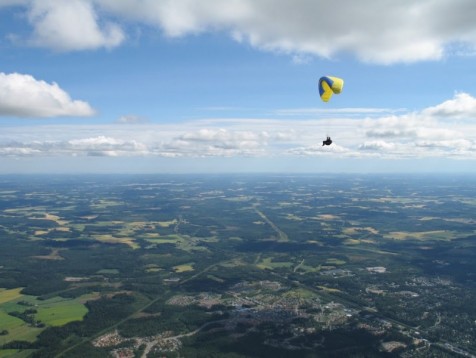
left=322, top=136, right=332, bottom=146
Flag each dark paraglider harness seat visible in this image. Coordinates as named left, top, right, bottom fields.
left=322, top=136, right=332, bottom=146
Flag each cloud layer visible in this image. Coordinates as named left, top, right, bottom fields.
left=4, top=0, right=476, bottom=63
left=1, top=93, right=476, bottom=160
left=27, top=0, right=124, bottom=51
left=0, top=72, right=95, bottom=117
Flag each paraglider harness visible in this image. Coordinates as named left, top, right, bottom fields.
left=322, top=136, right=332, bottom=146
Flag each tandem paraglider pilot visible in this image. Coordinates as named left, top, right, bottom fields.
left=322, top=136, right=332, bottom=146
left=318, top=75, right=342, bottom=148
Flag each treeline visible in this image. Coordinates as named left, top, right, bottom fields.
left=0, top=237, right=142, bottom=296
left=124, top=302, right=224, bottom=337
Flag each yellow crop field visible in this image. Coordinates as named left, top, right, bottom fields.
left=314, top=214, right=340, bottom=221
left=93, top=234, right=139, bottom=249
left=385, top=230, right=456, bottom=241
left=0, top=288, right=23, bottom=304
left=158, top=219, right=177, bottom=227
left=173, top=264, right=194, bottom=273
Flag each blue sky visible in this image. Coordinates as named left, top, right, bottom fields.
left=1, top=0, right=476, bottom=173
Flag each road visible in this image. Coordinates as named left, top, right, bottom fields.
left=55, top=262, right=219, bottom=357
left=293, top=258, right=305, bottom=273
left=253, top=207, right=288, bottom=242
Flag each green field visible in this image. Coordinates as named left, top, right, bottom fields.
left=0, top=349, right=35, bottom=358
left=145, top=234, right=209, bottom=252
left=256, top=257, right=294, bottom=270
left=35, top=299, right=89, bottom=327
left=1, top=175, right=476, bottom=357
left=0, top=310, right=42, bottom=345
left=0, top=291, right=91, bottom=346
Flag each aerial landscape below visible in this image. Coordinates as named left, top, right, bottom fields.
left=1, top=2, right=476, bottom=357
left=0, top=174, right=475, bottom=357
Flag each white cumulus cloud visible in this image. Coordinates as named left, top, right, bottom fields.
left=359, top=140, right=396, bottom=151
left=115, top=114, right=148, bottom=124
left=1, top=92, right=476, bottom=160
left=0, top=72, right=95, bottom=118
left=3, top=0, right=476, bottom=63
left=95, top=0, right=476, bottom=63
left=416, top=139, right=475, bottom=150
left=68, top=136, right=148, bottom=156
left=422, top=92, right=476, bottom=119
left=27, top=0, right=124, bottom=51
left=168, top=128, right=269, bottom=157
left=364, top=93, right=476, bottom=140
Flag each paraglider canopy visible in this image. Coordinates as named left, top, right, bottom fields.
left=318, top=76, right=343, bottom=146
left=318, top=76, right=344, bottom=102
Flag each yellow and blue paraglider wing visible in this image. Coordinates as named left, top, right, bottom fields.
left=318, top=76, right=344, bottom=102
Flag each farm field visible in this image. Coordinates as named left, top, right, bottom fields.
left=0, top=289, right=91, bottom=347
left=0, top=174, right=475, bottom=357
